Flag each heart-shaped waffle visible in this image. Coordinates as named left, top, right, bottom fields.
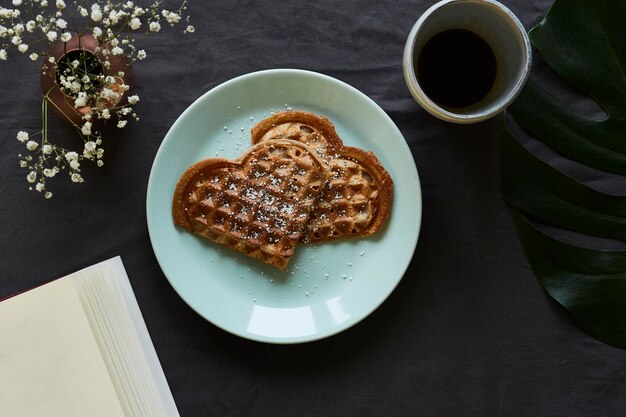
left=251, top=111, right=393, bottom=243
left=251, top=111, right=343, bottom=157
left=172, top=139, right=331, bottom=270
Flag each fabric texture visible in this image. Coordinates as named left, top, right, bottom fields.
left=2, top=1, right=626, bottom=416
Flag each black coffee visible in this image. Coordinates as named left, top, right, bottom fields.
left=416, top=29, right=496, bottom=109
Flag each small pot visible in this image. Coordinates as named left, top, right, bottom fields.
left=40, top=34, right=133, bottom=125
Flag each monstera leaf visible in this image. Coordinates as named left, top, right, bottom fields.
left=502, top=0, right=626, bottom=348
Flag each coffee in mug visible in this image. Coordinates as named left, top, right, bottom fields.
left=403, top=0, right=531, bottom=124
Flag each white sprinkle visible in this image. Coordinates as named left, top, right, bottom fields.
left=347, top=262, right=352, bottom=267
left=253, top=298, right=257, bottom=302
left=305, top=291, right=309, bottom=296
left=360, top=251, right=365, bottom=256
left=249, top=116, right=253, bottom=121
left=223, top=126, right=227, bottom=130
left=342, top=274, right=347, bottom=279
left=238, top=106, right=241, bottom=110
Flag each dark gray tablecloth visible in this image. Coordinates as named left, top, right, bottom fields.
left=2, top=1, right=626, bottom=416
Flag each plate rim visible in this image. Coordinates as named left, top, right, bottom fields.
left=146, top=68, right=422, bottom=344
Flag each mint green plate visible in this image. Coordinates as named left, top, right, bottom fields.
left=146, top=69, right=421, bottom=344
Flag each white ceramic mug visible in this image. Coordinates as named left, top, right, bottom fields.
left=403, top=0, right=532, bottom=124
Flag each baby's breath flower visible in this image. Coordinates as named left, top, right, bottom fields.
left=42, top=144, right=53, bottom=154
left=16, top=131, right=29, bottom=142
left=74, top=92, right=87, bottom=107
left=78, top=6, right=88, bottom=17
left=185, top=25, right=195, bottom=34
left=27, top=171, right=36, bottom=183
left=85, top=141, right=96, bottom=152
left=69, top=159, right=80, bottom=170
left=48, top=56, right=55, bottom=63
left=93, top=26, right=102, bottom=37
left=91, top=5, right=102, bottom=22
left=26, top=140, right=38, bottom=150
left=71, top=172, right=84, bottom=183
left=60, top=32, right=71, bottom=42
left=11, top=35, right=22, bottom=45
left=56, top=19, right=67, bottom=29
left=56, top=0, right=65, bottom=10
left=12, top=0, right=22, bottom=6
left=29, top=53, right=38, bottom=61
left=166, top=12, right=181, bottom=24
left=35, top=182, right=45, bottom=192
left=117, top=120, right=127, bottom=128
left=100, top=108, right=111, bottom=119
left=149, top=21, right=161, bottom=32
left=46, top=31, right=57, bottom=42
left=13, top=24, right=24, bottom=36
left=81, top=121, right=92, bottom=135
left=111, top=46, right=123, bottom=55
left=129, top=18, right=141, bottom=30
left=137, top=49, right=146, bottom=60
left=25, top=20, right=35, bottom=32
left=97, top=160, right=104, bottom=167
left=127, top=95, right=139, bottom=104
left=0, top=49, right=7, bottom=60
left=65, top=151, right=78, bottom=161
left=45, top=191, right=53, bottom=199
left=17, top=43, right=28, bottom=53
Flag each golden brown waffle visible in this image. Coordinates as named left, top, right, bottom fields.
left=251, top=111, right=393, bottom=243
left=250, top=111, right=343, bottom=158
left=172, top=139, right=331, bottom=270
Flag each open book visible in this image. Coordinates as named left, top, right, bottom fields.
left=0, top=257, right=180, bottom=417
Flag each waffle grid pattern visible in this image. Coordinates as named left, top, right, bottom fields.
left=177, top=142, right=327, bottom=269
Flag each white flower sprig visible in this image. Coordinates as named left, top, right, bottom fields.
left=1, top=1, right=193, bottom=198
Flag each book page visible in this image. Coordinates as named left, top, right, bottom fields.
left=0, top=277, right=126, bottom=417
